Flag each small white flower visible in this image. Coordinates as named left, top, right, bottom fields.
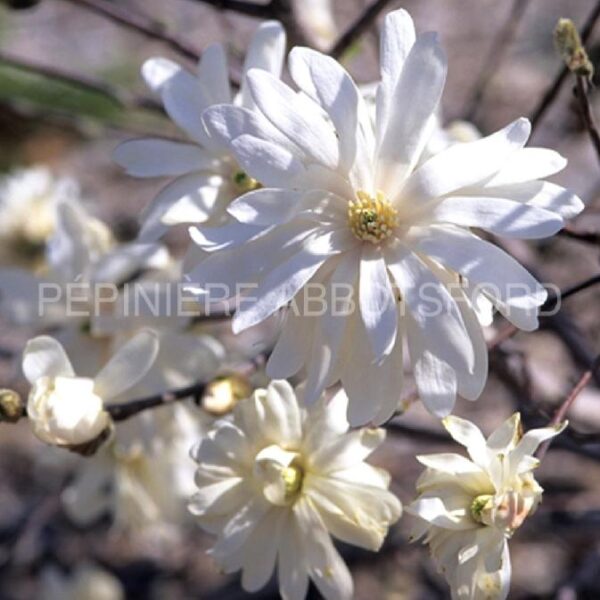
left=192, top=8, right=583, bottom=424
left=189, top=380, right=402, bottom=600
left=407, top=413, right=566, bottom=600
left=61, top=332, right=225, bottom=533
left=0, top=166, right=82, bottom=268
left=113, top=21, right=286, bottom=242
left=22, top=331, right=159, bottom=447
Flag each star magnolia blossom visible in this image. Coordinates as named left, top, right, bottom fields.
left=22, top=331, right=158, bottom=447
left=189, top=380, right=402, bottom=600
left=0, top=166, right=81, bottom=268
left=407, top=414, right=566, bottom=600
left=191, top=9, right=584, bottom=424
left=113, top=21, right=286, bottom=242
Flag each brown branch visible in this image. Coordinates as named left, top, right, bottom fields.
left=188, top=0, right=273, bottom=18
left=329, top=0, right=396, bottom=59
left=463, top=0, right=531, bottom=121
left=487, top=273, right=600, bottom=350
left=537, top=354, right=600, bottom=460
left=559, top=224, right=600, bottom=245
left=530, top=0, right=600, bottom=135
left=63, top=0, right=201, bottom=62
left=574, top=76, right=600, bottom=165
left=0, top=51, right=161, bottom=113
left=106, top=381, right=206, bottom=422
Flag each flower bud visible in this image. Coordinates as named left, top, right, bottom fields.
left=554, top=18, right=594, bottom=79
left=27, top=376, right=111, bottom=449
left=201, top=374, right=252, bottom=416
left=0, top=389, right=24, bottom=423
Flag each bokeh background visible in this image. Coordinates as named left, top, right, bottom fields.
left=1, top=0, right=600, bottom=598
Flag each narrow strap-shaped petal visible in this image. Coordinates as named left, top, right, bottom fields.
left=22, top=336, right=75, bottom=383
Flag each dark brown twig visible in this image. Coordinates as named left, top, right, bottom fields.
left=329, top=0, right=396, bottom=59
left=537, top=354, right=600, bottom=460
left=189, top=0, right=273, bottom=18
left=559, top=224, right=600, bottom=245
left=463, top=0, right=531, bottom=121
left=574, top=76, right=600, bottom=165
left=107, top=382, right=206, bottom=422
left=63, top=0, right=201, bottom=62
left=530, top=0, right=600, bottom=134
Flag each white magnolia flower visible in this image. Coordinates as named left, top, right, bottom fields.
left=407, top=413, right=566, bottom=600
left=22, top=331, right=159, bottom=447
left=39, top=564, right=124, bottom=600
left=0, top=200, right=168, bottom=329
left=113, top=21, right=286, bottom=242
left=191, top=9, right=583, bottom=424
left=0, top=166, right=81, bottom=268
left=189, top=380, right=401, bottom=600
left=61, top=332, right=225, bottom=533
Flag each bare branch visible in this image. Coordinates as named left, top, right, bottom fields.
left=63, top=0, right=201, bottom=62
left=106, top=381, right=206, bottom=422
left=189, top=0, right=273, bottom=18
left=530, top=0, right=600, bottom=134
left=574, top=76, right=600, bottom=165
left=559, top=224, right=600, bottom=245
left=463, top=0, right=532, bottom=121
left=329, top=0, right=396, bottom=59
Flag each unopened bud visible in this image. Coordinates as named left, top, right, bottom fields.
left=202, top=374, right=252, bottom=416
left=554, top=18, right=594, bottom=79
left=0, top=389, right=24, bottom=423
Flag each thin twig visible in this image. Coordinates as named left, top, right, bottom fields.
left=63, top=0, right=201, bottom=62
left=530, top=0, right=600, bottom=134
left=463, top=0, right=531, bottom=121
left=107, top=381, right=206, bottom=421
left=487, top=272, right=600, bottom=350
left=574, top=75, right=600, bottom=165
left=559, top=224, right=600, bottom=245
left=537, top=354, right=600, bottom=460
left=329, top=0, right=396, bottom=59
left=189, top=0, right=273, bottom=18
left=0, top=51, right=161, bottom=112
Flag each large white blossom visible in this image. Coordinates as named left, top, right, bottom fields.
left=407, top=413, right=566, bottom=600
left=189, top=380, right=401, bottom=600
left=190, top=9, right=583, bottom=424
left=113, top=21, right=286, bottom=242
left=22, top=331, right=159, bottom=448
left=0, top=166, right=82, bottom=269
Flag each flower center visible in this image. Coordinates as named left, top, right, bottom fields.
left=470, top=491, right=534, bottom=534
left=232, top=170, right=262, bottom=193
left=254, top=444, right=304, bottom=506
left=348, top=190, right=398, bottom=243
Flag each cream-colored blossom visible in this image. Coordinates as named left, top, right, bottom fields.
left=407, top=413, right=566, bottom=600
left=189, top=380, right=401, bottom=600
left=0, top=166, right=82, bottom=269
left=22, top=331, right=158, bottom=448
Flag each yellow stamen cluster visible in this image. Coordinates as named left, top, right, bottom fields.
left=281, top=463, right=304, bottom=500
left=348, top=190, right=398, bottom=243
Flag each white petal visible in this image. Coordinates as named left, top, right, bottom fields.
left=411, top=225, right=547, bottom=330
left=93, top=329, right=159, bottom=400
left=240, top=20, right=286, bottom=109
left=141, top=57, right=179, bottom=93
left=442, top=415, right=489, bottom=466
left=139, top=173, right=224, bottom=240
left=431, top=196, right=564, bottom=239
left=406, top=496, right=471, bottom=530
left=232, top=249, right=330, bottom=333
left=266, top=307, right=312, bottom=379
left=359, top=245, right=397, bottom=361
left=231, top=134, right=305, bottom=187
left=485, top=147, right=567, bottom=186
left=113, top=138, right=218, bottom=178
left=376, top=32, right=447, bottom=196
left=404, top=118, right=531, bottom=202
left=197, top=43, right=231, bottom=105
left=22, top=336, right=74, bottom=383
left=246, top=69, right=339, bottom=170
left=228, top=188, right=303, bottom=225
left=376, top=9, right=416, bottom=142
left=278, top=513, right=310, bottom=600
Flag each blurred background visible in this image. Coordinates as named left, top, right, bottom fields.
left=1, top=0, right=600, bottom=598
